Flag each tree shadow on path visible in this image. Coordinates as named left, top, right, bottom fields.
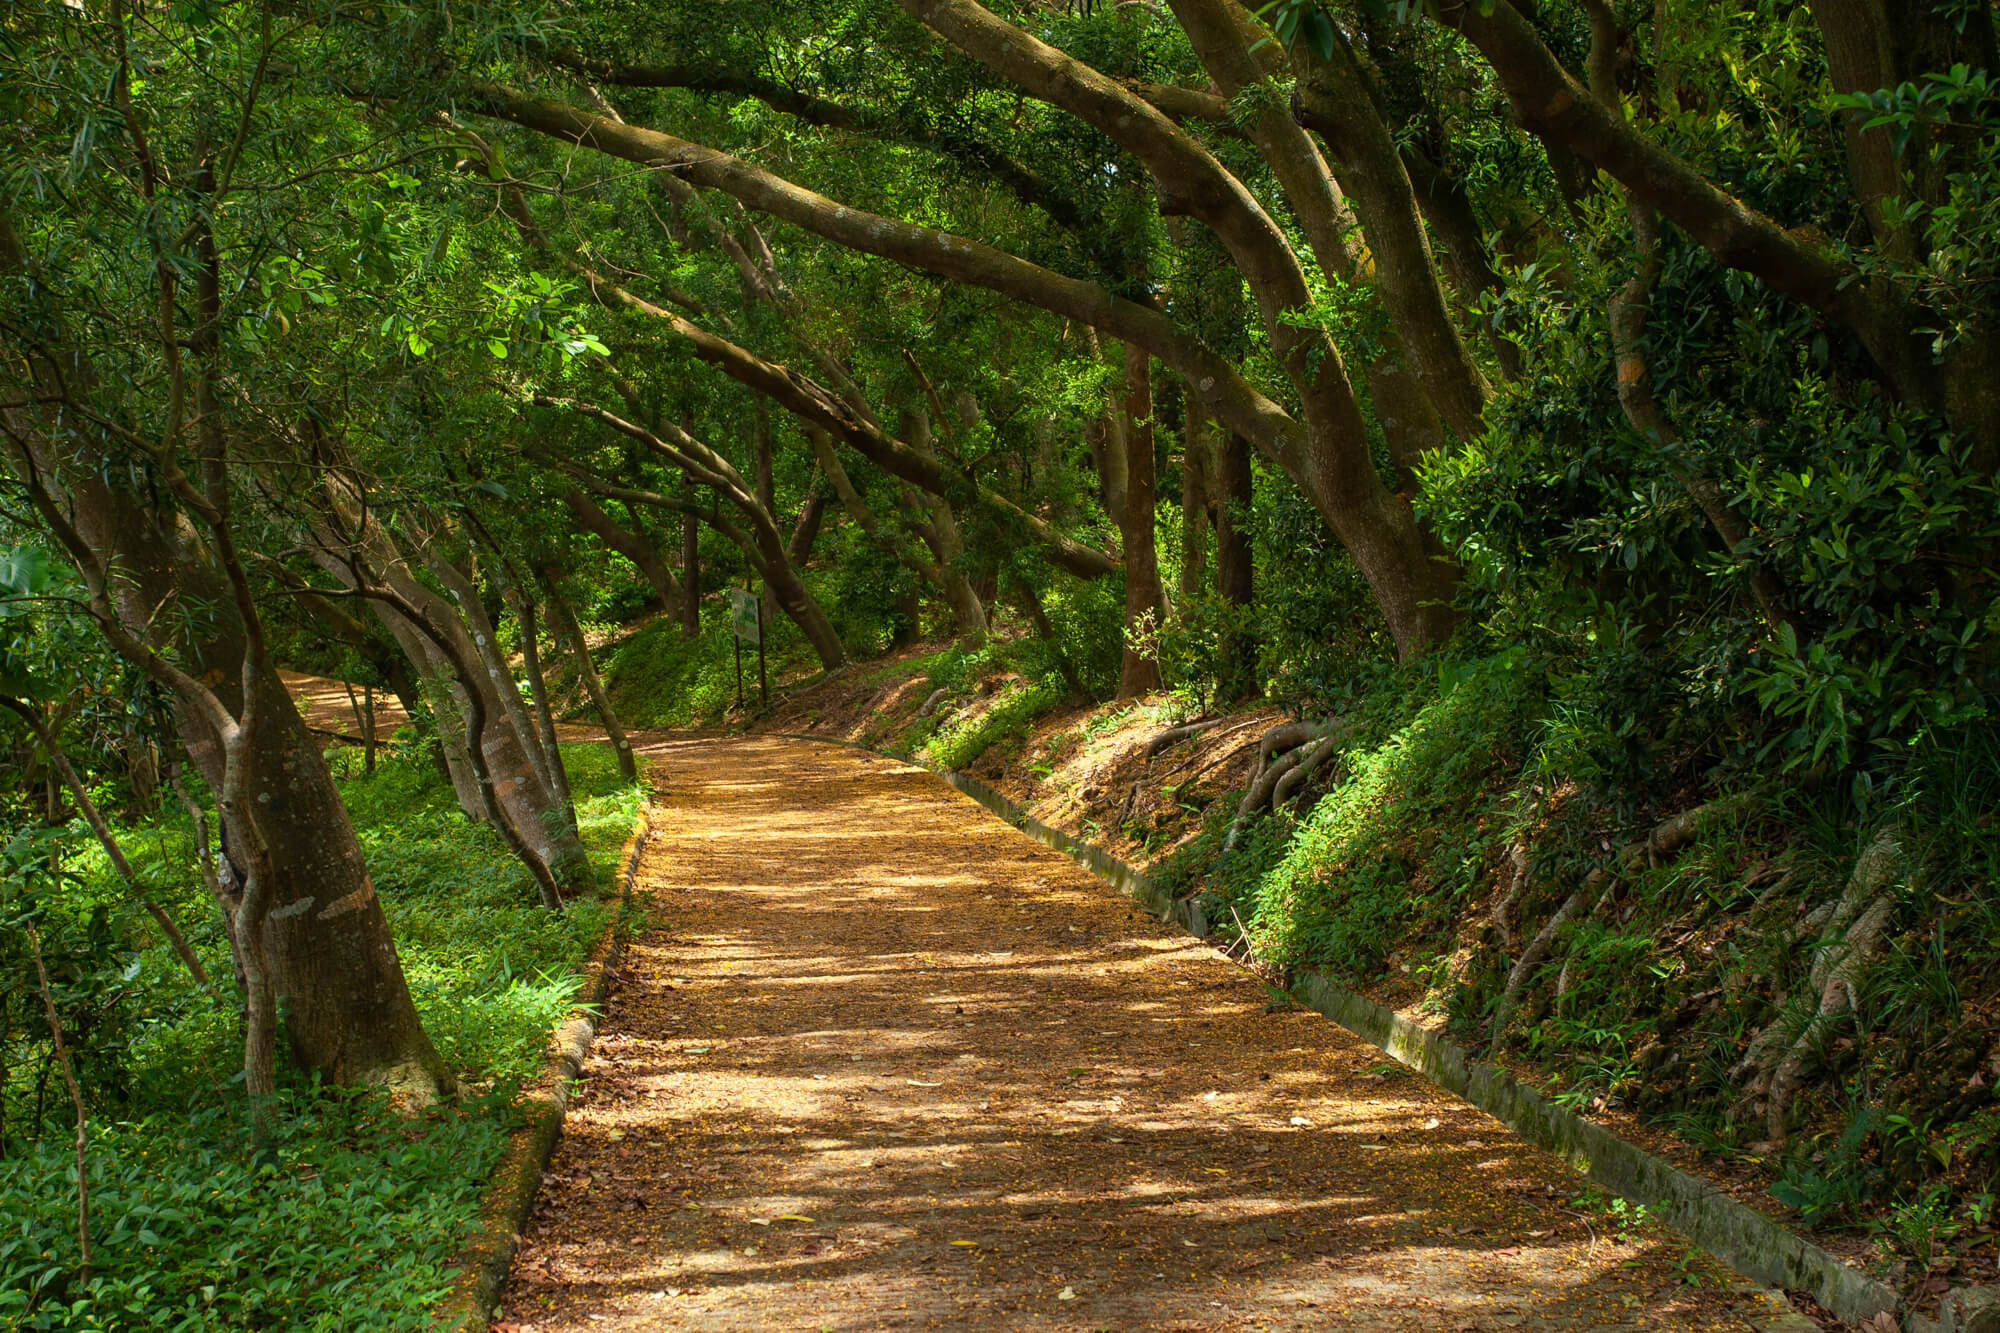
left=496, top=737, right=1785, bottom=1333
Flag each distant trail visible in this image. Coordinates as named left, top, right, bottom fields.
left=491, top=735, right=1795, bottom=1332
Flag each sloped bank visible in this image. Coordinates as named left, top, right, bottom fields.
left=925, top=760, right=1987, bottom=1333
left=748, top=643, right=1999, bottom=1323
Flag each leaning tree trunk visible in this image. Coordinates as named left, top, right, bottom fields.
left=424, top=549, right=591, bottom=891
left=43, top=455, right=451, bottom=1096
left=306, top=509, right=593, bottom=897
left=562, top=488, right=683, bottom=616
left=508, top=587, right=577, bottom=820
left=541, top=569, right=638, bottom=782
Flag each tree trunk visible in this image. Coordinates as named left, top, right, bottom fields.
left=899, top=408, right=989, bottom=645
left=303, top=502, right=591, bottom=898
left=788, top=477, right=829, bottom=566
left=542, top=569, right=639, bottom=782
left=562, top=488, right=683, bottom=615
left=509, top=588, right=576, bottom=822
left=1118, top=341, right=1165, bottom=697
left=754, top=399, right=784, bottom=627
left=1180, top=406, right=1210, bottom=609
left=423, top=549, right=593, bottom=892
left=1215, top=430, right=1259, bottom=700
left=681, top=484, right=702, bottom=640
left=11, top=437, right=452, bottom=1097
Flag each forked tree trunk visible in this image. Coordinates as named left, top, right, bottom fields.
left=305, top=507, right=593, bottom=897
left=34, top=454, right=452, bottom=1096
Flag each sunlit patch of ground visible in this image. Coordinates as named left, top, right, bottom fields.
left=494, top=736, right=1797, bottom=1333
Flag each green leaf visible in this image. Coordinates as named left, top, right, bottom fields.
left=0, top=545, right=51, bottom=598
left=1302, top=9, right=1336, bottom=63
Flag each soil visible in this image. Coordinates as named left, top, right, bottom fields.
left=491, top=734, right=1810, bottom=1332
left=281, top=669, right=410, bottom=742
left=761, top=649, right=1281, bottom=874
left=746, top=652, right=1921, bottom=1285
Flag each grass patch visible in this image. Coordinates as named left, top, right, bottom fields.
left=1, top=739, right=643, bottom=1330
left=1165, top=651, right=1535, bottom=981
left=919, top=680, right=1062, bottom=772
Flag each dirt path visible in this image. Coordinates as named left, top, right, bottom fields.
left=496, top=736, right=1798, bottom=1333
left=280, top=669, right=409, bottom=742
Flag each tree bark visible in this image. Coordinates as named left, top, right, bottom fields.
left=1180, top=405, right=1210, bottom=609
left=423, top=547, right=593, bottom=890
left=540, top=568, right=639, bottom=782
left=788, top=477, right=829, bottom=566
left=4, top=389, right=451, bottom=1101
left=1118, top=342, right=1165, bottom=697
left=1215, top=430, right=1259, bottom=700
left=562, top=487, right=683, bottom=615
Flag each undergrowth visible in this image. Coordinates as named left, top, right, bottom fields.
left=601, top=607, right=818, bottom=729
left=0, top=740, right=642, bottom=1329
left=1154, top=644, right=2000, bottom=1273
left=919, top=679, right=1062, bottom=772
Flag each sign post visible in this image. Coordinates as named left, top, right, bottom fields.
left=728, top=586, right=763, bottom=713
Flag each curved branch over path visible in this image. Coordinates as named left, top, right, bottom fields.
left=467, top=82, right=1459, bottom=656
left=1431, top=0, right=1934, bottom=410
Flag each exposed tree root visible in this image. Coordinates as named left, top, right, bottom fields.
left=1222, top=720, right=1338, bottom=851
left=1490, top=873, right=1599, bottom=1042
left=1270, top=732, right=1343, bottom=810
left=1731, top=829, right=1904, bottom=1149
left=1144, top=716, right=1223, bottom=757
left=1489, top=794, right=1754, bottom=1047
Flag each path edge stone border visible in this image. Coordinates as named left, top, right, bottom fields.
left=913, top=761, right=1899, bottom=1331
left=432, top=797, right=654, bottom=1333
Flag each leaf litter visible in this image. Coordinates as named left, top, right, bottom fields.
left=494, top=735, right=1803, bottom=1331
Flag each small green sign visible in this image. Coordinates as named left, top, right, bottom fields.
left=728, top=588, right=761, bottom=645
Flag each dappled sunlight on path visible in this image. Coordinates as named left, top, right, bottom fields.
left=497, top=736, right=1786, bottom=1332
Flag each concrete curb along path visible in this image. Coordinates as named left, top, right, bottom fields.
left=436, top=801, right=654, bottom=1333
left=499, top=735, right=1838, bottom=1332
left=930, top=766, right=1899, bottom=1331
